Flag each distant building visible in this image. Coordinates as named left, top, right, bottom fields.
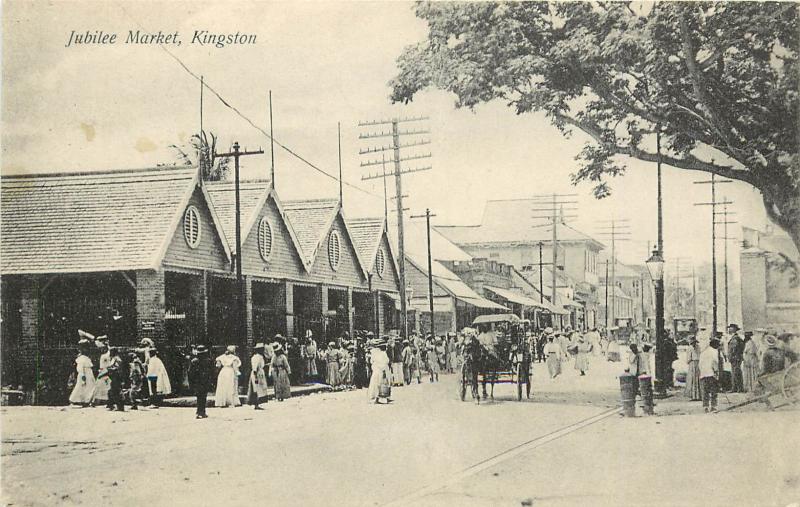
left=740, top=226, right=800, bottom=333
left=597, top=255, right=654, bottom=329
left=436, top=199, right=604, bottom=329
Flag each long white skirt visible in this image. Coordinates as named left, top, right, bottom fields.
left=69, top=373, right=96, bottom=404
left=215, top=367, right=241, bottom=407
left=368, top=366, right=391, bottom=400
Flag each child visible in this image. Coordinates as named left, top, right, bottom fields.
left=106, top=348, right=125, bottom=411
left=128, top=353, right=144, bottom=410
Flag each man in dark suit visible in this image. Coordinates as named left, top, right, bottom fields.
left=188, top=345, right=214, bottom=419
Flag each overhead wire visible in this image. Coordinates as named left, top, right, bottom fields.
left=118, top=4, right=384, bottom=201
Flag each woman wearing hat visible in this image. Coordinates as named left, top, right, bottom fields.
left=301, top=330, right=318, bottom=383
left=367, top=340, right=392, bottom=404
left=543, top=335, right=562, bottom=379
left=145, top=348, right=171, bottom=407
left=270, top=343, right=292, bottom=401
left=247, top=343, right=269, bottom=410
left=742, top=332, right=759, bottom=393
left=69, top=340, right=97, bottom=407
left=214, top=346, right=242, bottom=407
left=685, top=338, right=702, bottom=401
left=322, top=342, right=341, bottom=390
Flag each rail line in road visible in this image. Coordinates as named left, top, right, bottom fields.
left=384, top=405, right=621, bottom=506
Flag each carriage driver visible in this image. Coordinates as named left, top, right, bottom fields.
left=477, top=323, right=500, bottom=359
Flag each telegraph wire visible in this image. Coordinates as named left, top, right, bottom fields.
left=117, top=4, right=384, bottom=201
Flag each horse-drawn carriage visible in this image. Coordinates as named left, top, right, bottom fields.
left=459, top=314, right=531, bottom=402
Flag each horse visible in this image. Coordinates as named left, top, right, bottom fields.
left=460, top=338, right=483, bottom=403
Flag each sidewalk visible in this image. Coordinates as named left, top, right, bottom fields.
left=161, top=382, right=333, bottom=408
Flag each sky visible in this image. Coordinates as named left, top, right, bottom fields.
left=2, top=0, right=772, bottom=276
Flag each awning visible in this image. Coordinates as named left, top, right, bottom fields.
left=539, top=299, right=569, bottom=315
left=473, top=313, right=520, bottom=325
left=409, top=296, right=454, bottom=313
left=484, top=286, right=544, bottom=308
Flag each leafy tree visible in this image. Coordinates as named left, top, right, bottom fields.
left=391, top=2, right=800, bottom=252
left=171, top=130, right=230, bottom=181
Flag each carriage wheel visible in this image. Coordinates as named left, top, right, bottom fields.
left=781, top=362, right=800, bottom=404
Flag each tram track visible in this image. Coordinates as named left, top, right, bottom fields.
left=384, top=405, right=621, bottom=506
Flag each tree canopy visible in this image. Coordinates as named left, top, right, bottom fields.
left=391, top=2, right=800, bottom=250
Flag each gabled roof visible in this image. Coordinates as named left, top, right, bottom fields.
left=283, top=198, right=368, bottom=277
left=205, top=180, right=311, bottom=272
left=1, top=166, right=231, bottom=274
left=348, top=216, right=399, bottom=277
left=436, top=198, right=604, bottom=250
left=205, top=180, right=270, bottom=253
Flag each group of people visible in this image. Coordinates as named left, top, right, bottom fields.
left=684, top=324, right=798, bottom=412
left=68, top=335, right=169, bottom=411
left=535, top=326, right=597, bottom=379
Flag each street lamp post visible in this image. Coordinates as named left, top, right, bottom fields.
left=647, top=250, right=666, bottom=395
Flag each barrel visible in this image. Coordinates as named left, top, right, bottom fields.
left=619, top=373, right=637, bottom=417
left=638, top=375, right=654, bottom=415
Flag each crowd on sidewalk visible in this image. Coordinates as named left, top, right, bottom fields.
left=65, top=329, right=465, bottom=417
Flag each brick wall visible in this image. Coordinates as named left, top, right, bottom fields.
left=136, top=269, right=166, bottom=344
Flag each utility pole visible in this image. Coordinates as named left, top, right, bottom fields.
left=359, top=116, right=432, bottom=341
left=604, top=259, right=610, bottom=331
left=692, top=265, right=697, bottom=319
left=530, top=193, right=578, bottom=329
left=338, top=122, right=344, bottom=206
left=715, top=198, right=738, bottom=329
left=215, top=142, right=264, bottom=350
left=411, top=209, right=437, bottom=337
left=668, top=257, right=692, bottom=319
left=268, top=91, right=275, bottom=188
left=693, top=173, right=733, bottom=338
left=596, top=218, right=631, bottom=328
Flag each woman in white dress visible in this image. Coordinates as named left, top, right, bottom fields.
left=544, top=336, right=562, bottom=379
left=367, top=341, right=392, bottom=404
left=146, top=349, right=171, bottom=407
left=247, top=343, right=269, bottom=410
left=215, top=345, right=242, bottom=407
left=93, top=343, right=111, bottom=405
left=69, top=342, right=96, bottom=406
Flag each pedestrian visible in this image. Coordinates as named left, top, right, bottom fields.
left=94, top=340, right=111, bottom=406
left=387, top=337, right=403, bottom=386
left=105, top=348, right=125, bottom=412
left=270, top=343, right=292, bottom=401
left=727, top=324, right=745, bottom=393
left=640, top=344, right=652, bottom=376
left=544, top=335, right=562, bottom=379
left=742, top=332, right=759, bottom=393
left=127, top=352, right=144, bottom=410
left=367, top=340, right=392, bottom=404
left=322, top=341, right=340, bottom=389
left=448, top=334, right=458, bottom=373
left=188, top=345, right=213, bottom=418
left=760, top=335, right=785, bottom=375
left=426, top=343, right=440, bottom=382
left=354, top=335, right=369, bottom=389
left=435, top=337, right=447, bottom=372
left=215, top=345, right=242, bottom=407
left=247, top=343, right=269, bottom=410
left=625, top=344, right=645, bottom=396
left=685, top=338, right=702, bottom=401
left=339, top=344, right=355, bottom=389
left=574, top=335, right=591, bottom=376
left=68, top=340, right=96, bottom=407
left=699, top=338, right=721, bottom=413
left=607, top=333, right=621, bottom=362
left=145, top=349, right=171, bottom=408
left=301, top=330, right=318, bottom=383
left=401, top=340, right=414, bottom=385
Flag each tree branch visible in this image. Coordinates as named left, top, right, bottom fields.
left=553, top=112, right=757, bottom=186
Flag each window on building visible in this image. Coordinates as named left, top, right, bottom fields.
left=328, top=230, right=341, bottom=271
left=258, top=217, right=273, bottom=261
left=376, top=248, right=386, bottom=277
left=183, top=205, right=201, bottom=249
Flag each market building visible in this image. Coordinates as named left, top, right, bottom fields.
left=1, top=166, right=402, bottom=402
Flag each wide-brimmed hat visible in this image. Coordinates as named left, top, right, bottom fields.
left=544, top=327, right=553, bottom=334
left=226, top=345, right=236, bottom=353
left=273, top=342, right=284, bottom=352
left=254, top=343, right=265, bottom=350
left=196, top=345, right=209, bottom=354
left=765, top=335, right=778, bottom=347
left=274, top=334, right=284, bottom=340
left=139, top=338, right=155, bottom=348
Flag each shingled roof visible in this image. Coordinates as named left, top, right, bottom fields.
left=282, top=198, right=340, bottom=263
left=436, top=198, right=604, bottom=249
left=1, top=166, right=230, bottom=275
left=205, top=180, right=270, bottom=253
